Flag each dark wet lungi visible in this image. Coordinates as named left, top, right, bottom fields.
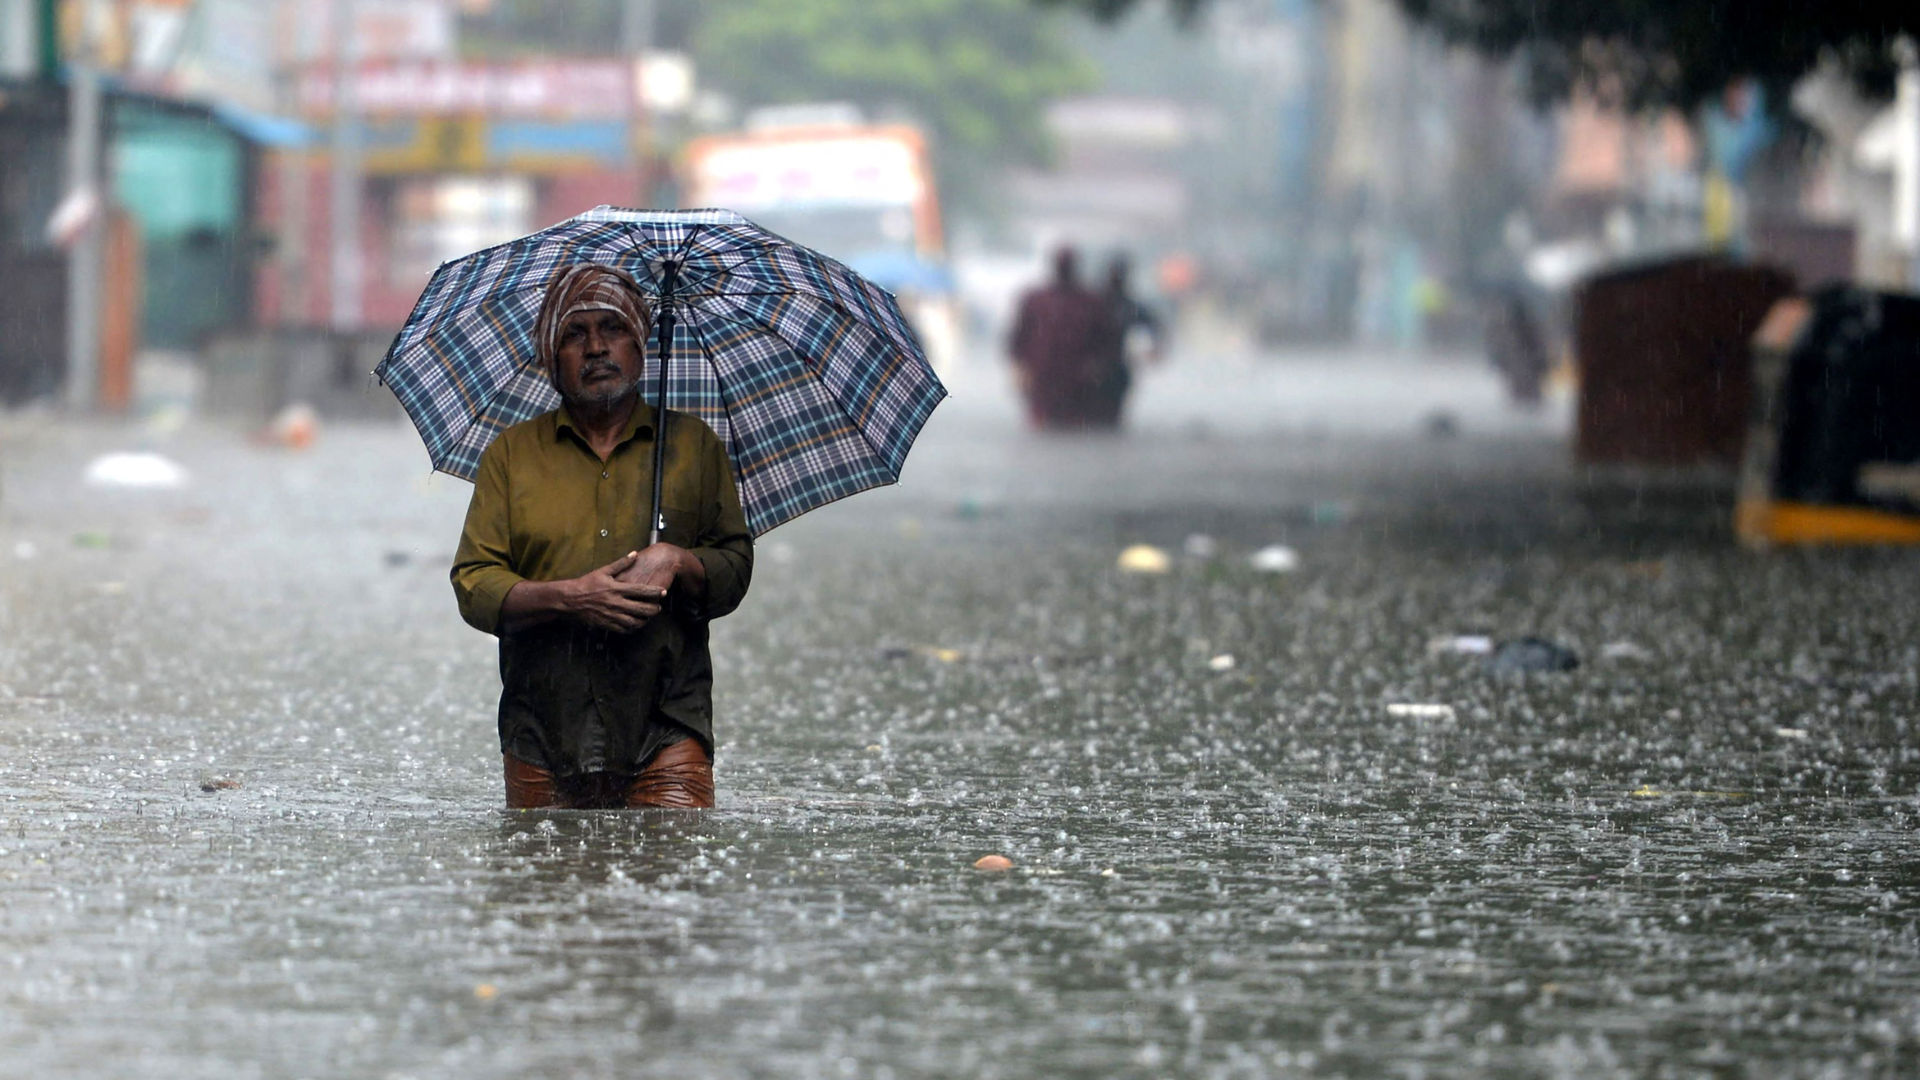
left=503, top=738, right=714, bottom=809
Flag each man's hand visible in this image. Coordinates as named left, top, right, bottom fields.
left=564, top=551, right=669, bottom=632
left=614, top=542, right=707, bottom=601
left=499, top=551, right=668, bottom=634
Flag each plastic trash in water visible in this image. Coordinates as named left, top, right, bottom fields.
left=972, top=854, right=1013, bottom=871
left=1308, top=501, right=1353, bottom=525
left=1117, top=544, right=1172, bottom=574
left=1486, top=637, right=1580, bottom=675
left=83, top=452, right=188, bottom=489
left=1600, top=641, right=1653, bottom=662
left=1428, top=635, right=1494, bottom=656
left=266, top=403, right=319, bottom=449
left=1386, top=703, right=1455, bottom=720
left=877, top=645, right=963, bottom=663
left=954, top=492, right=1001, bottom=520
left=1207, top=654, right=1236, bottom=672
left=11, top=541, right=35, bottom=560
left=1249, top=545, right=1299, bottom=573
left=1183, top=533, right=1218, bottom=560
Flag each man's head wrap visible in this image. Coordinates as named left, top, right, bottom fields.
left=534, top=262, right=654, bottom=374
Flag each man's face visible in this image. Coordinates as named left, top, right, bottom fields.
left=551, top=309, right=645, bottom=410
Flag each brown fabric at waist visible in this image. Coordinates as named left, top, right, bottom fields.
left=504, top=737, right=713, bottom=810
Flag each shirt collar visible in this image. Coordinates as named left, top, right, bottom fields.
left=554, top=398, right=655, bottom=447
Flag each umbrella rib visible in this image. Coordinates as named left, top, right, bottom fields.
left=689, top=302, right=904, bottom=479
left=683, top=286, right=922, bottom=362
left=671, top=240, right=793, bottom=295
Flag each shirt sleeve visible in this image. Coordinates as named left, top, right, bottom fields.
left=689, top=430, right=753, bottom=620
left=450, top=438, right=525, bottom=635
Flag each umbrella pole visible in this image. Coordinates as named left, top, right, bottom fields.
left=647, top=260, right=681, bottom=547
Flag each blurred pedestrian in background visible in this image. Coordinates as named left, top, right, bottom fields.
left=450, top=263, right=754, bottom=809
left=1008, top=245, right=1120, bottom=430
left=1091, top=252, right=1164, bottom=427
left=1482, top=282, right=1549, bottom=408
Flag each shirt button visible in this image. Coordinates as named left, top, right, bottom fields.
left=599, top=528, right=609, bottom=537
left=602, top=471, right=609, bottom=478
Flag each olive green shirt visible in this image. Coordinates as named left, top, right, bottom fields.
left=451, top=402, right=753, bottom=776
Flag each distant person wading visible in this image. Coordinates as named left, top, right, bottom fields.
left=450, top=263, right=753, bottom=809
left=1009, top=246, right=1128, bottom=431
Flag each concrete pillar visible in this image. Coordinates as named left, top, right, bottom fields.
left=63, top=25, right=103, bottom=412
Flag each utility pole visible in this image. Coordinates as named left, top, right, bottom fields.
left=328, top=0, right=363, bottom=336
left=623, top=0, right=657, bottom=203
left=63, top=0, right=103, bottom=412
left=622, top=0, right=655, bottom=55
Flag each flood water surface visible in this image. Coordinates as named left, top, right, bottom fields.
left=2, top=377, right=1918, bottom=1078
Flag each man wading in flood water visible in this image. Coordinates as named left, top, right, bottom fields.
left=451, top=263, right=753, bottom=808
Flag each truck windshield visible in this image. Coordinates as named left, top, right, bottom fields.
left=747, top=205, right=918, bottom=263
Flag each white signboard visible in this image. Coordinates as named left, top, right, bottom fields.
left=694, top=135, right=923, bottom=209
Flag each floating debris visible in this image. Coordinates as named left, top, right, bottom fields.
left=1629, top=786, right=1748, bottom=799
left=1116, top=544, right=1172, bottom=574
left=1774, top=727, right=1810, bottom=740
left=877, top=645, right=963, bottom=663
left=1182, top=533, right=1218, bottom=560
left=84, top=452, right=188, bottom=489
left=199, top=778, right=241, bottom=792
left=1486, top=637, right=1579, bottom=675
left=1428, top=634, right=1494, bottom=656
left=473, top=983, right=499, bottom=1001
left=266, top=403, right=319, bottom=450
left=1600, top=641, right=1653, bottom=662
left=1308, top=501, right=1353, bottom=525
left=1249, top=545, right=1299, bottom=573
left=1386, top=703, right=1455, bottom=721
left=11, top=541, right=36, bottom=560
left=1207, top=654, right=1236, bottom=672
left=972, top=854, right=1013, bottom=872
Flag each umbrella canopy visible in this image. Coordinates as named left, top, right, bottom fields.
left=375, top=207, right=947, bottom=536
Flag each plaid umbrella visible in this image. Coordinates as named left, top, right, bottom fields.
left=374, top=206, right=948, bottom=536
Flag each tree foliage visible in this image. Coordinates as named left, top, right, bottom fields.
left=694, top=0, right=1098, bottom=205
left=1393, top=0, right=1915, bottom=109
left=1044, top=0, right=1920, bottom=108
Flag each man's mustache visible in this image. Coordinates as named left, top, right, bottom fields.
left=578, top=361, right=626, bottom=380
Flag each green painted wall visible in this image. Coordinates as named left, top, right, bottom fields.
left=110, top=107, right=251, bottom=349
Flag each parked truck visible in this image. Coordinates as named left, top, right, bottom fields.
left=684, top=110, right=961, bottom=374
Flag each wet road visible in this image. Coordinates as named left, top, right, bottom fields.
left=2, top=353, right=1917, bottom=1078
